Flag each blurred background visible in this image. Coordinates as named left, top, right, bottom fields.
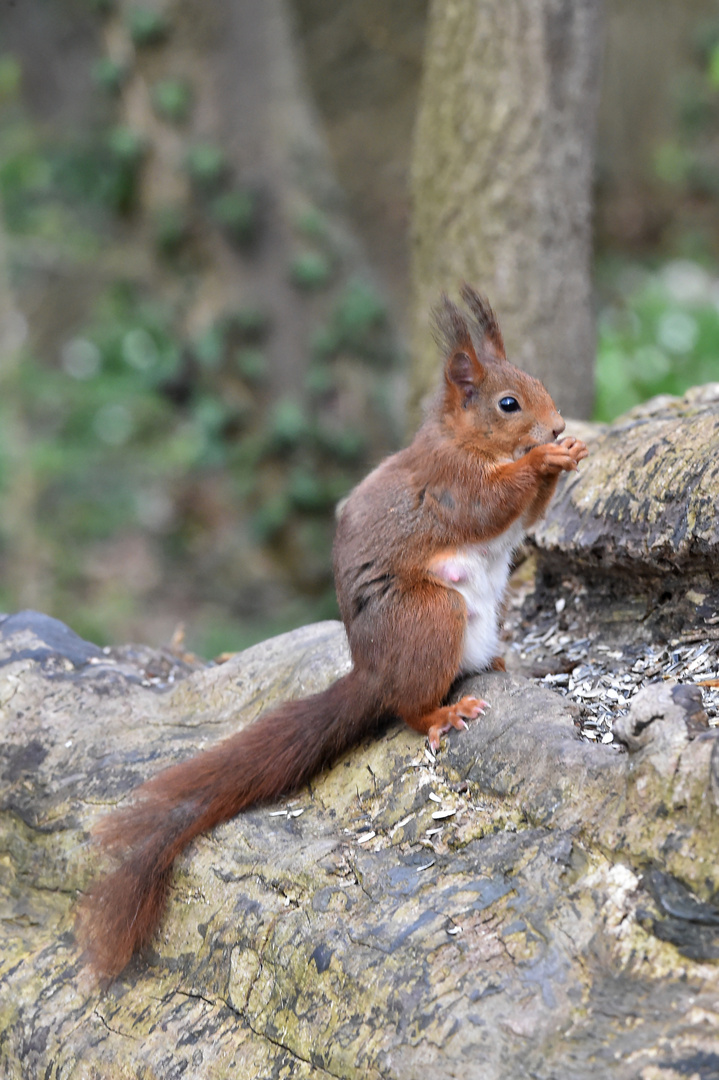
left=0, top=0, right=718, bottom=655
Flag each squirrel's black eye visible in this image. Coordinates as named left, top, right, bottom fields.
left=499, top=396, right=520, bottom=413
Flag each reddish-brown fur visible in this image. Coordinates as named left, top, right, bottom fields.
left=76, top=285, right=587, bottom=981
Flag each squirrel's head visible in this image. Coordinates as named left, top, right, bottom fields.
left=432, top=285, right=565, bottom=459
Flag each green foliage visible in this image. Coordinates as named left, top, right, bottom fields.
left=185, top=143, right=227, bottom=191
left=225, top=306, right=270, bottom=341
left=315, top=424, right=365, bottom=464
left=312, top=279, right=394, bottom=367
left=191, top=395, right=241, bottom=465
left=107, top=125, right=145, bottom=164
left=304, top=363, right=333, bottom=396
left=268, top=399, right=310, bottom=452
left=333, top=280, right=387, bottom=344
left=653, top=142, right=691, bottom=187
left=193, top=323, right=226, bottom=370
left=594, top=259, right=719, bottom=421
left=710, top=45, right=719, bottom=89
left=153, top=203, right=190, bottom=257
left=105, top=126, right=146, bottom=212
left=289, top=250, right=332, bottom=289
left=1, top=311, right=180, bottom=556
left=691, top=16, right=719, bottom=59
left=0, top=54, right=22, bottom=101
left=250, top=492, right=292, bottom=542
left=235, top=348, right=266, bottom=384
left=0, top=119, right=147, bottom=230
left=287, top=468, right=350, bottom=512
left=294, top=206, right=328, bottom=239
left=127, top=7, right=169, bottom=47
left=0, top=127, right=52, bottom=234
left=92, top=57, right=126, bottom=95
left=674, top=72, right=716, bottom=135
left=210, top=189, right=258, bottom=245
left=151, top=79, right=192, bottom=123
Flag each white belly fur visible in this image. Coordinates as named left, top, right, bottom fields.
left=431, top=521, right=525, bottom=675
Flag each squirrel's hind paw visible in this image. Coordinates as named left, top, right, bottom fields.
left=425, top=695, right=488, bottom=752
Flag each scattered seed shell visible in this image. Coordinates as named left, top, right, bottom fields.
left=508, top=598, right=719, bottom=739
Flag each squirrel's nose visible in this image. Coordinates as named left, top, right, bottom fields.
left=553, top=415, right=566, bottom=439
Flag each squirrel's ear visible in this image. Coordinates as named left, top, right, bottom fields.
left=445, top=348, right=485, bottom=400
left=459, top=283, right=506, bottom=361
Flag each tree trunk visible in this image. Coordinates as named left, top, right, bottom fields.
left=410, top=0, right=603, bottom=425
left=105, top=0, right=397, bottom=400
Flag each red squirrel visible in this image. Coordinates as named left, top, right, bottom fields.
left=77, top=285, right=588, bottom=980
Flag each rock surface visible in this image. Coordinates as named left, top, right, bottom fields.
left=2, top=607, right=719, bottom=1079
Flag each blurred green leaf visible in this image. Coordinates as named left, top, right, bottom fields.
left=251, top=493, right=291, bottom=542
left=185, top=143, right=227, bottom=191
left=653, top=141, right=691, bottom=186
left=0, top=54, right=22, bottom=100
left=709, top=44, right=719, bottom=88
left=107, top=126, right=145, bottom=164
left=289, top=251, right=332, bottom=289
left=294, top=206, right=328, bottom=239
left=193, top=324, right=225, bottom=369
left=268, top=399, right=309, bottom=452
left=153, top=203, right=190, bottom=256
left=235, top=348, right=266, bottom=383
left=210, top=189, right=258, bottom=245
left=127, top=7, right=169, bottom=47
left=92, top=57, right=126, bottom=95
left=152, top=79, right=192, bottom=123
left=225, top=306, right=270, bottom=341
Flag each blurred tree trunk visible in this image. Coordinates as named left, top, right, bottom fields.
left=106, top=0, right=397, bottom=401
left=410, top=0, right=603, bottom=424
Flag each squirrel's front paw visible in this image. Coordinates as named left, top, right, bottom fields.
left=532, top=438, right=588, bottom=475
left=559, top=436, right=589, bottom=465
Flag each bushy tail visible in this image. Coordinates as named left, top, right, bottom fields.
left=77, top=670, right=379, bottom=981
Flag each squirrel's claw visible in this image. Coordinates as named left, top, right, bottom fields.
left=427, top=695, right=488, bottom=751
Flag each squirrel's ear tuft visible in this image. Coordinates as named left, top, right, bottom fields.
left=459, top=283, right=506, bottom=361
left=431, top=294, right=473, bottom=356
left=432, top=294, right=486, bottom=402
